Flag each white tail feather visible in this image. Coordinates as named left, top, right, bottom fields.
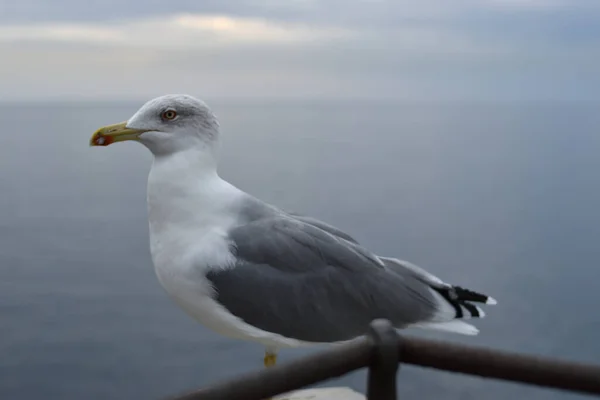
left=412, top=320, right=480, bottom=335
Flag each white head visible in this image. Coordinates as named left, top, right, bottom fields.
left=90, top=94, right=220, bottom=157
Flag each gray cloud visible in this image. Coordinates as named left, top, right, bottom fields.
left=1, top=0, right=599, bottom=101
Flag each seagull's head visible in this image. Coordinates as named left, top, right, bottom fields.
left=90, top=94, right=219, bottom=156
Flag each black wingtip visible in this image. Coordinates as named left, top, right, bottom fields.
left=433, top=285, right=495, bottom=319
left=454, top=286, right=497, bottom=305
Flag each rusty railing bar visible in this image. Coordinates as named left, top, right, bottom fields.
left=168, top=337, right=373, bottom=400
left=367, top=320, right=400, bottom=400
left=400, top=336, right=600, bottom=395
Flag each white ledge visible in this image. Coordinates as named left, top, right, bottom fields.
left=275, top=387, right=365, bottom=400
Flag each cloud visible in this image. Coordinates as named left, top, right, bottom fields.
left=484, top=0, right=563, bottom=9
left=0, top=14, right=351, bottom=48
left=0, top=0, right=599, bottom=101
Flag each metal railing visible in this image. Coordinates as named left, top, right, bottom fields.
left=167, top=319, right=600, bottom=400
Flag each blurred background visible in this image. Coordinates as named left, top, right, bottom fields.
left=1, top=1, right=600, bottom=399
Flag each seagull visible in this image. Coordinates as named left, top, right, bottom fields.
left=90, top=94, right=497, bottom=368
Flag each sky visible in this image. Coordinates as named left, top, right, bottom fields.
left=0, top=0, right=599, bottom=101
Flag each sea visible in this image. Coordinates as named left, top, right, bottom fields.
left=1, top=100, right=599, bottom=400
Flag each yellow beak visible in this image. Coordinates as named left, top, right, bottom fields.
left=90, top=121, right=147, bottom=146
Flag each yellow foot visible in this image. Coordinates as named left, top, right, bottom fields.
left=263, top=350, right=278, bottom=400
left=264, top=351, right=277, bottom=368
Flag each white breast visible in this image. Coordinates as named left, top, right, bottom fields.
left=146, top=152, right=237, bottom=287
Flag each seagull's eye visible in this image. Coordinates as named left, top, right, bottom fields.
left=161, top=110, right=177, bottom=121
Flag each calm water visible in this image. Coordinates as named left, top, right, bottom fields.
left=1, top=101, right=600, bottom=400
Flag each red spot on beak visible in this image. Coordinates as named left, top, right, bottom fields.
left=90, top=133, right=114, bottom=146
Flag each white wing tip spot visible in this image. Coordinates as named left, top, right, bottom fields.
left=486, top=296, right=498, bottom=305
left=476, top=306, right=485, bottom=318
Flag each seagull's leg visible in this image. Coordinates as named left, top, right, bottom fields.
left=263, top=347, right=278, bottom=368
left=263, top=348, right=280, bottom=400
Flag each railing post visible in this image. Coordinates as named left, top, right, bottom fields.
left=367, top=319, right=400, bottom=400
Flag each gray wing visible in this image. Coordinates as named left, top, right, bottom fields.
left=286, top=211, right=488, bottom=302
left=286, top=212, right=360, bottom=244
left=378, top=257, right=447, bottom=287
left=288, top=214, right=447, bottom=286
left=205, top=216, right=457, bottom=343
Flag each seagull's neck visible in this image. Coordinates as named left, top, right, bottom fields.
left=147, top=148, right=242, bottom=240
